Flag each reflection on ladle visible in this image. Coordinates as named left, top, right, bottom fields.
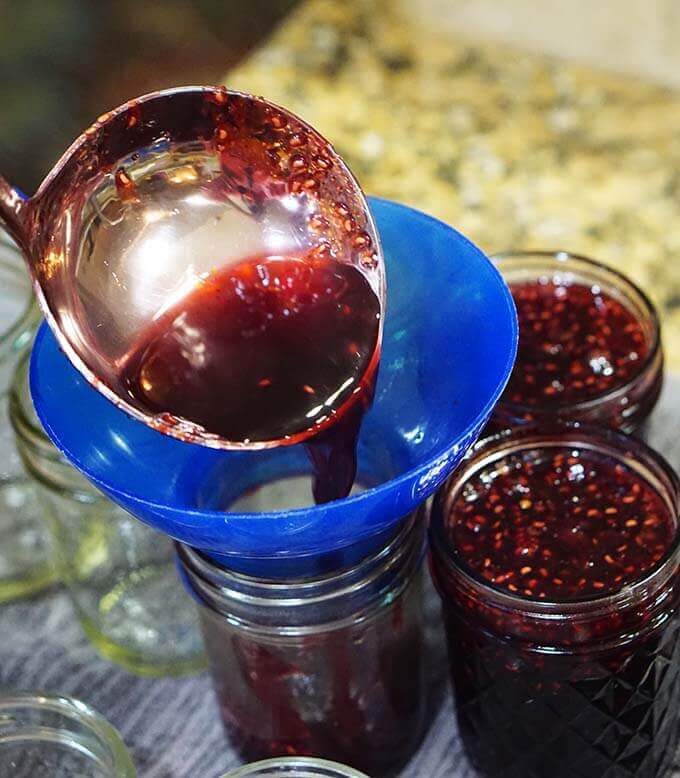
left=0, top=87, right=385, bottom=471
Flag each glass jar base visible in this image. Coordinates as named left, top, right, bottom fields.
left=80, top=616, right=206, bottom=677
left=72, top=561, right=206, bottom=677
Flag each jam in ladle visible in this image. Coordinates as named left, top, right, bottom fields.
left=0, top=87, right=385, bottom=500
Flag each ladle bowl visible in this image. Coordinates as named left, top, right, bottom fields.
left=31, top=198, right=517, bottom=574
left=0, top=86, right=384, bottom=449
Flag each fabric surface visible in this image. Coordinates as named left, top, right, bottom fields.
left=1, top=376, right=679, bottom=778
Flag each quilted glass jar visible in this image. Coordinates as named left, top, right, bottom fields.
left=430, top=425, right=680, bottom=778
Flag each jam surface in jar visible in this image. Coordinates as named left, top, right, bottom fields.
left=431, top=430, right=680, bottom=778
left=504, top=279, right=650, bottom=408
left=451, top=445, right=674, bottom=600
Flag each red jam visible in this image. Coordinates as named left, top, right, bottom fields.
left=450, top=446, right=674, bottom=600
left=506, top=280, right=648, bottom=406
left=493, top=275, right=662, bottom=431
left=430, top=429, right=680, bottom=778
left=201, top=608, right=425, bottom=777
left=120, top=250, right=380, bottom=502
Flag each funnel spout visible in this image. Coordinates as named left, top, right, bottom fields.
left=0, top=174, right=27, bottom=248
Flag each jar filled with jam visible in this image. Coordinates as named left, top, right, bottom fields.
left=430, top=424, right=680, bottom=778
left=491, top=251, right=663, bottom=432
left=177, top=513, right=427, bottom=778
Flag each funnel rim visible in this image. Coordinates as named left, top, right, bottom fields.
left=31, top=198, right=518, bottom=529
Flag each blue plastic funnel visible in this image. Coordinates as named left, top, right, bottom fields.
left=30, top=198, right=517, bottom=572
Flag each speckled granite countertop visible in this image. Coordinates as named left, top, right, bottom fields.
left=225, top=0, right=680, bottom=369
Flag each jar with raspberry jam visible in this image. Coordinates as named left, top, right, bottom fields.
left=430, top=424, right=680, bottom=778
left=177, top=513, right=427, bottom=778
left=491, top=251, right=663, bottom=432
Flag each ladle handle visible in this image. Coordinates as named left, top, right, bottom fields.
left=0, top=173, right=28, bottom=248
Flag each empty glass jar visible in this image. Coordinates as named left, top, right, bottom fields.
left=220, top=757, right=369, bottom=777
left=178, top=513, right=427, bottom=778
left=10, top=352, right=205, bottom=676
left=0, top=229, right=52, bottom=602
left=0, top=691, right=135, bottom=777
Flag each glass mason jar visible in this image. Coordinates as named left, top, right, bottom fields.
left=10, top=352, right=205, bottom=677
left=0, top=691, right=135, bottom=777
left=220, top=756, right=369, bottom=777
left=430, top=425, right=680, bottom=778
left=0, top=229, right=52, bottom=601
left=178, top=513, right=428, bottom=778
left=491, top=251, right=663, bottom=433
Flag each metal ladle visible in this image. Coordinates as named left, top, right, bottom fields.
left=0, top=86, right=384, bottom=449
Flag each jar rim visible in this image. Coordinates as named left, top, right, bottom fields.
left=10, top=351, right=112, bottom=501
left=0, top=691, right=136, bottom=777
left=177, top=511, right=425, bottom=633
left=219, top=756, right=369, bottom=777
left=490, top=249, right=663, bottom=416
left=181, top=510, right=417, bottom=588
left=430, top=422, right=680, bottom=616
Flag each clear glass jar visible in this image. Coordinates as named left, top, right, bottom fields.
left=491, top=250, right=663, bottom=433
left=220, top=756, right=369, bottom=777
left=0, top=691, right=136, bottom=777
left=430, top=425, right=680, bottom=778
left=178, top=513, right=427, bottom=778
left=0, top=232, right=39, bottom=400
left=0, top=229, right=52, bottom=601
left=10, top=352, right=205, bottom=677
